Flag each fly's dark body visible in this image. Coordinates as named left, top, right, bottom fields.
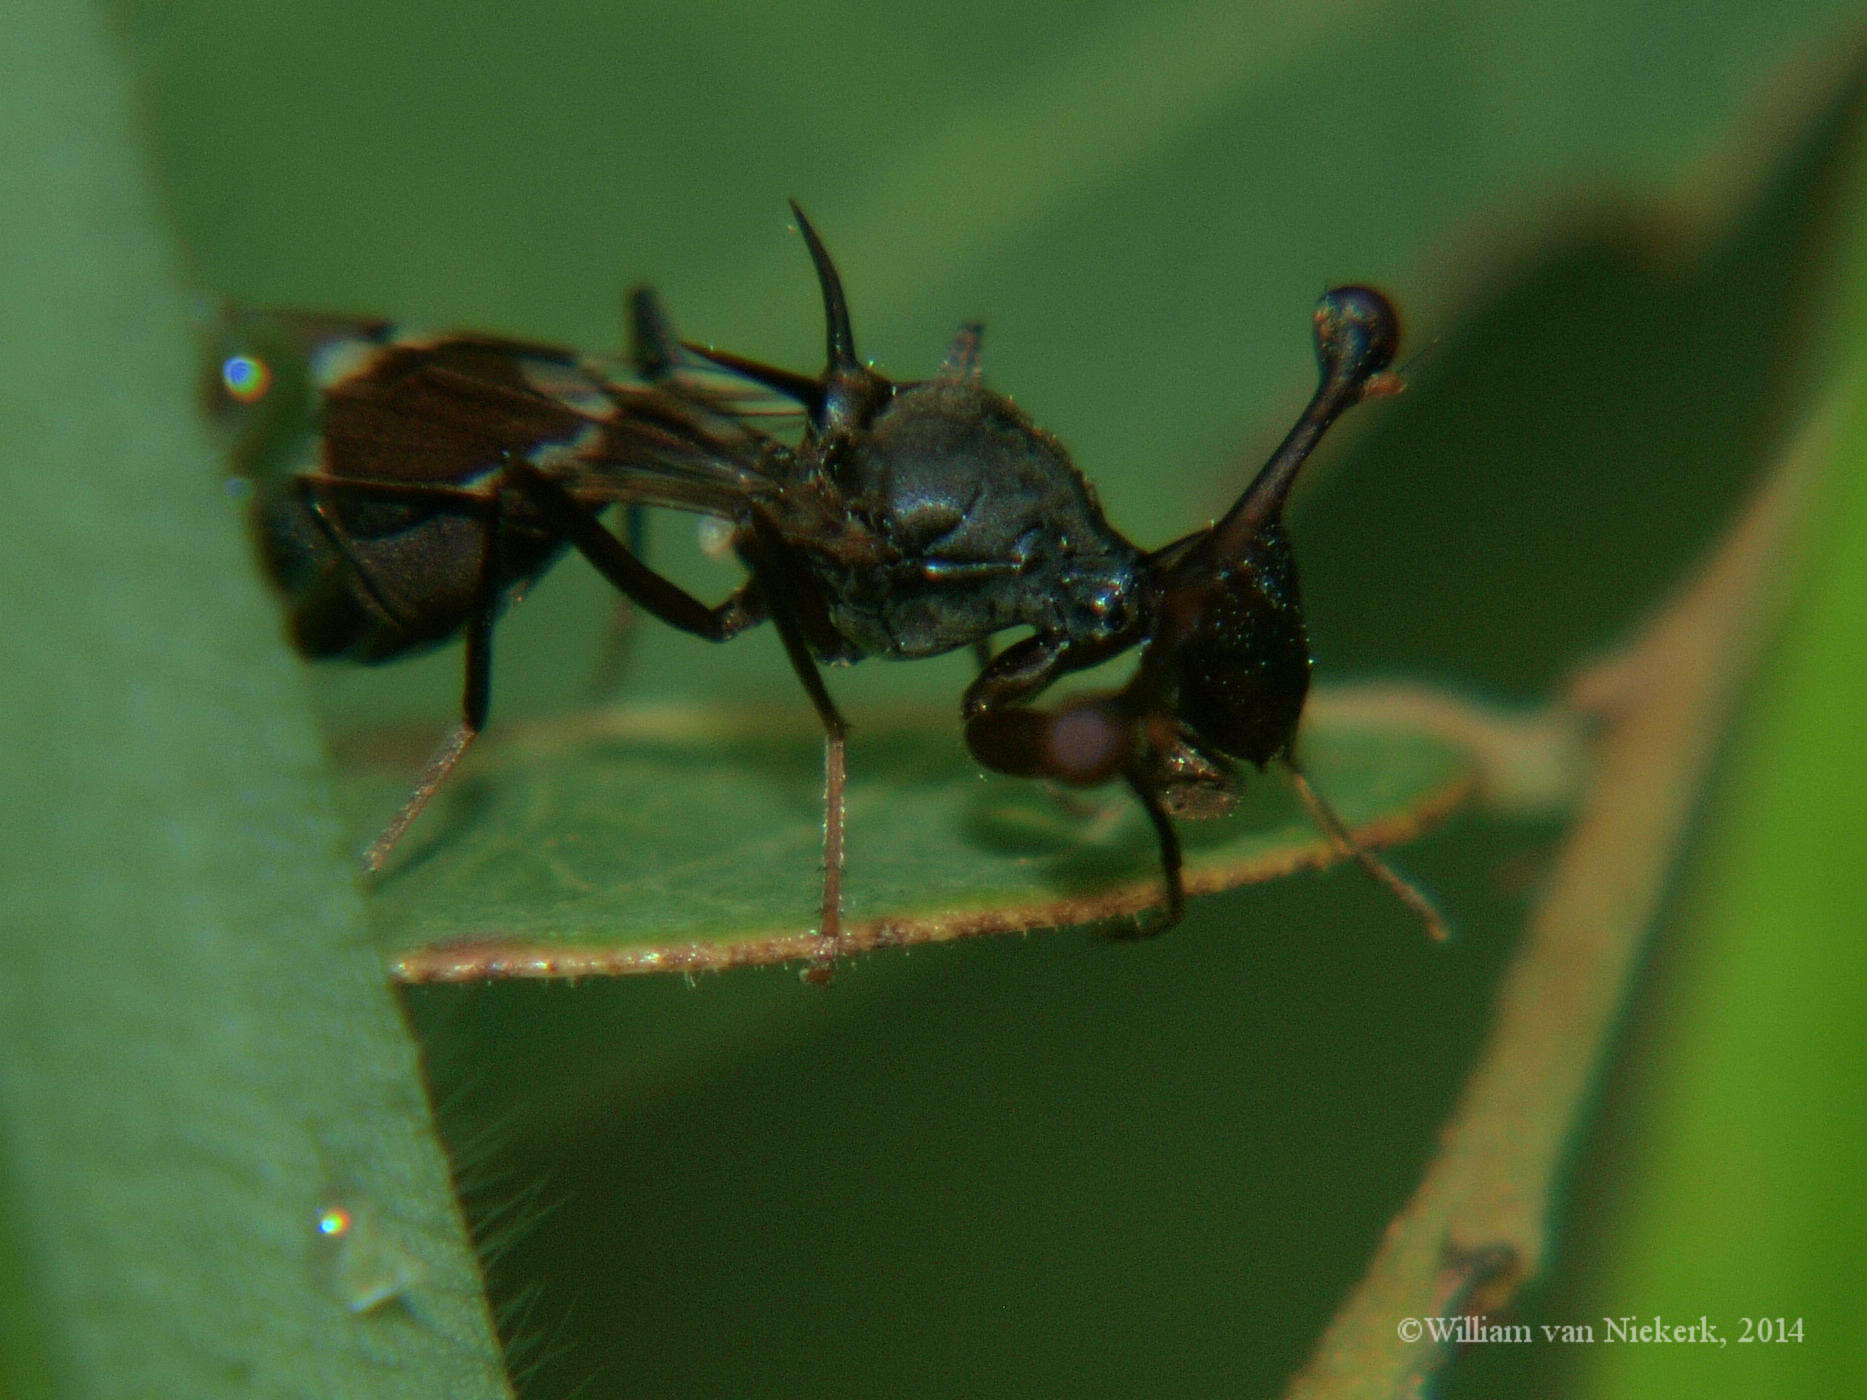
left=774, top=377, right=1144, bottom=662
left=208, top=203, right=1437, bottom=961
left=243, top=328, right=589, bottom=660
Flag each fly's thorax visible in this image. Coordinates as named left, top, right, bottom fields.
left=798, top=377, right=1145, bottom=658
left=844, top=379, right=1141, bottom=601
left=838, top=378, right=1091, bottom=517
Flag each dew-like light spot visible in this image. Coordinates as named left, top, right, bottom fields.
left=311, top=1190, right=422, bottom=1314
left=696, top=516, right=735, bottom=559
left=220, top=353, right=270, bottom=403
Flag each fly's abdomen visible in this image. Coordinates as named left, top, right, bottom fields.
left=254, top=487, right=565, bottom=662
left=213, top=310, right=607, bottom=662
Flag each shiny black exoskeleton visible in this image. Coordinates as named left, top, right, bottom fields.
left=209, top=202, right=1419, bottom=955
left=783, top=377, right=1144, bottom=662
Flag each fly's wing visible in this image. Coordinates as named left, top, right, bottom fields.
left=566, top=367, right=797, bottom=517
left=205, top=308, right=785, bottom=521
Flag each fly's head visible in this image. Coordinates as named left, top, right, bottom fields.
left=1135, top=286, right=1402, bottom=813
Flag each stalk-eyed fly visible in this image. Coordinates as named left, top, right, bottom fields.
left=207, top=203, right=1441, bottom=963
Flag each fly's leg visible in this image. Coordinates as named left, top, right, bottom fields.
left=734, top=515, right=852, bottom=980
left=294, top=467, right=763, bottom=870
left=504, top=465, right=870, bottom=959
left=586, top=504, right=650, bottom=697
left=288, top=470, right=506, bottom=872
left=961, top=635, right=1186, bottom=931
left=1122, top=772, right=1184, bottom=928
left=1284, top=759, right=1450, bottom=943
left=765, top=606, right=849, bottom=982
left=969, top=635, right=1114, bottom=825
left=362, top=488, right=502, bottom=872
left=496, top=462, right=762, bottom=642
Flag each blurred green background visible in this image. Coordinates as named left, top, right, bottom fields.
left=3, top=0, right=1862, bottom=1395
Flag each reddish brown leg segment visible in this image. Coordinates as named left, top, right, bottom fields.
left=1286, top=761, right=1450, bottom=942
left=813, top=728, right=848, bottom=977
left=364, top=722, right=476, bottom=872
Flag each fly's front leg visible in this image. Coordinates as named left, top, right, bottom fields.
left=508, top=469, right=846, bottom=970
left=499, top=460, right=762, bottom=642
left=963, top=637, right=1186, bottom=932
left=737, top=516, right=853, bottom=981
left=962, top=632, right=1140, bottom=787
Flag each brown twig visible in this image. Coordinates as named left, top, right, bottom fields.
left=1280, top=385, right=1839, bottom=1400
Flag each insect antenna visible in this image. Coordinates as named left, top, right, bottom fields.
left=1284, top=760, right=1451, bottom=942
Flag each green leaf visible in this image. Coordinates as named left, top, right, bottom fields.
left=1578, top=109, right=1867, bottom=1399
left=83, top=2, right=1867, bottom=1396
left=349, top=701, right=1479, bottom=979
left=0, top=6, right=506, bottom=1395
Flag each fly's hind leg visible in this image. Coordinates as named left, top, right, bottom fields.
left=297, top=466, right=762, bottom=872
left=357, top=484, right=504, bottom=874
left=585, top=504, right=650, bottom=698
left=362, top=569, right=494, bottom=873
left=288, top=469, right=507, bottom=873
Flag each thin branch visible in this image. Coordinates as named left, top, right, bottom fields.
left=1281, top=385, right=1841, bottom=1400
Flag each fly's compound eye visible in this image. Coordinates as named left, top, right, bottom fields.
left=220, top=352, right=272, bottom=404
left=1083, top=580, right=1138, bottom=637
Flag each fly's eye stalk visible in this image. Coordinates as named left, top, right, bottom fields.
left=1314, top=285, right=1402, bottom=401
left=1150, top=285, right=1408, bottom=776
